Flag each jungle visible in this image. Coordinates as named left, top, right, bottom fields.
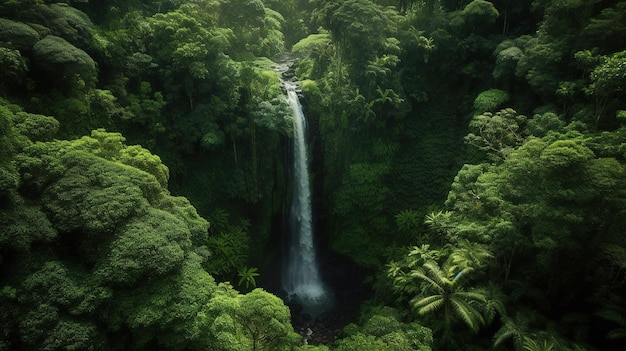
left=1, top=1, right=626, bottom=350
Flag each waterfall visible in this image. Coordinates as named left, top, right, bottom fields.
left=282, top=81, right=333, bottom=316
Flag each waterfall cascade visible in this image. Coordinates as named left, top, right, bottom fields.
left=281, top=78, right=333, bottom=317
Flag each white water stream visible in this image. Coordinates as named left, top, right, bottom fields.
left=282, top=81, right=333, bottom=316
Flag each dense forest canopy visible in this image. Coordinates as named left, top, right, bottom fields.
left=1, top=0, right=626, bottom=350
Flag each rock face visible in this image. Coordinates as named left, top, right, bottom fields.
left=275, top=54, right=304, bottom=99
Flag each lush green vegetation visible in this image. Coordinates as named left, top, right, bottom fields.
left=1, top=0, right=626, bottom=350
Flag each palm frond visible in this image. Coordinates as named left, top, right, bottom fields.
left=450, top=298, right=485, bottom=333
left=410, top=267, right=445, bottom=293
left=484, top=282, right=508, bottom=321
left=455, top=290, right=488, bottom=303
left=447, top=240, right=493, bottom=275
left=483, top=297, right=506, bottom=325
left=450, top=267, right=474, bottom=284
left=422, top=260, right=451, bottom=289
left=413, top=294, right=445, bottom=315
left=493, top=318, right=524, bottom=351
left=522, top=335, right=556, bottom=351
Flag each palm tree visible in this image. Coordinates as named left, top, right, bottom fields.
left=493, top=315, right=527, bottom=351
left=411, top=260, right=488, bottom=340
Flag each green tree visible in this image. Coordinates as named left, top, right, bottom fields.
left=492, top=39, right=524, bottom=85
left=2, top=123, right=218, bottom=350
left=146, top=3, right=236, bottom=111
left=461, top=0, right=500, bottom=33
left=465, top=108, right=527, bottom=161
left=0, top=197, right=56, bottom=252
left=219, top=0, right=265, bottom=32
left=582, top=2, right=626, bottom=54
left=524, top=112, right=565, bottom=138
left=32, top=35, right=97, bottom=95
left=198, top=285, right=300, bottom=351
left=443, top=122, right=626, bottom=347
left=411, top=260, right=488, bottom=343
left=0, top=47, right=28, bottom=95
left=218, top=0, right=286, bottom=58
left=473, top=89, right=510, bottom=114
left=11, top=111, right=59, bottom=142
left=314, top=0, right=398, bottom=87
left=589, top=50, right=626, bottom=126
left=0, top=105, right=19, bottom=196
left=334, top=333, right=394, bottom=351
left=335, top=306, right=433, bottom=351
left=515, top=39, right=563, bottom=98
left=21, top=3, right=96, bottom=48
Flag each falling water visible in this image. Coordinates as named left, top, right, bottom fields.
left=282, top=81, right=333, bottom=316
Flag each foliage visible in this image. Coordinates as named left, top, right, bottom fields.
left=1, top=121, right=222, bottom=349
left=0, top=197, right=56, bottom=251
left=389, top=242, right=496, bottom=346
left=0, top=46, right=28, bottom=94
left=493, top=42, right=524, bottom=82
left=237, top=266, right=260, bottom=290
left=204, top=209, right=251, bottom=279
left=465, top=108, right=527, bottom=160
left=2, top=1, right=626, bottom=350
left=197, top=285, right=300, bottom=351
left=11, top=111, right=59, bottom=142
left=590, top=50, right=626, bottom=95
left=582, top=2, right=626, bottom=53
left=0, top=18, right=40, bottom=51
left=473, top=89, right=510, bottom=114
left=525, top=112, right=565, bottom=138
left=333, top=162, right=392, bottom=267
left=461, top=0, right=500, bottom=32
left=314, top=0, right=401, bottom=89
left=435, top=129, right=626, bottom=348
left=32, top=35, right=97, bottom=90
left=23, top=3, right=95, bottom=48
left=252, top=97, right=293, bottom=133
left=395, top=209, right=422, bottom=233
left=335, top=306, right=432, bottom=351
left=292, top=33, right=332, bottom=57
